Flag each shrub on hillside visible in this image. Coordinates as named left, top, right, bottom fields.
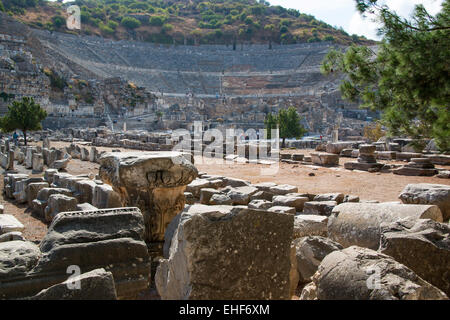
left=121, top=16, right=141, bottom=29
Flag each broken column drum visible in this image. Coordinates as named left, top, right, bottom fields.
left=99, top=152, right=198, bottom=254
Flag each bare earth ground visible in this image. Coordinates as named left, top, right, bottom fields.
left=2, top=141, right=449, bottom=243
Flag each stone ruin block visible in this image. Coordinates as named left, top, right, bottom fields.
left=28, top=268, right=117, bottom=300
left=89, top=147, right=98, bottom=163
left=326, top=142, right=356, bottom=155
left=292, top=154, right=305, bottom=161
left=3, top=173, right=29, bottom=199
left=155, top=204, right=294, bottom=300
left=0, top=208, right=151, bottom=299
left=98, top=152, right=198, bottom=255
left=310, top=152, right=339, bottom=166
left=25, top=182, right=49, bottom=207
left=399, top=183, right=450, bottom=222
left=393, top=158, right=438, bottom=177
left=0, top=151, right=9, bottom=170
left=344, top=144, right=383, bottom=172
left=31, top=187, right=73, bottom=218
left=328, top=202, right=443, bottom=250
left=44, top=169, right=58, bottom=184
left=313, top=193, right=344, bottom=204
left=300, top=246, right=447, bottom=300
left=380, top=218, right=450, bottom=296
left=377, top=151, right=397, bottom=160
left=226, top=186, right=259, bottom=205
left=25, top=147, right=36, bottom=169
left=80, top=147, right=90, bottom=161
left=424, top=154, right=450, bottom=166
left=396, top=152, right=422, bottom=162
left=32, top=153, right=44, bottom=173
left=293, top=215, right=328, bottom=239
left=76, top=203, right=98, bottom=211
left=339, top=149, right=354, bottom=157
left=269, top=184, right=298, bottom=195
left=293, top=236, right=343, bottom=285
left=0, top=214, right=25, bottom=235
left=272, top=195, right=308, bottom=211
left=72, top=179, right=97, bottom=204
left=248, top=199, right=273, bottom=209
left=44, top=194, right=78, bottom=222
left=13, top=177, right=45, bottom=204
left=50, top=155, right=71, bottom=170
left=267, top=205, right=296, bottom=214
left=92, top=183, right=123, bottom=209
left=0, top=231, right=25, bottom=243
left=303, top=201, right=337, bottom=216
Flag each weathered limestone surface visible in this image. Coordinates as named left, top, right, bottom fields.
left=0, top=231, right=25, bottom=242
left=32, top=153, right=44, bottom=173
left=29, top=268, right=117, bottom=300
left=310, top=153, right=339, bottom=166
left=326, top=142, right=355, bottom=155
left=313, top=193, right=344, bottom=204
left=26, top=182, right=49, bottom=207
left=303, top=201, right=337, bottom=216
left=380, top=218, right=450, bottom=296
left=186, top=179, right=213, bottom=198
left=328, top=202, right=443, bottom=249
left=92, top=184, right=123, bottom=209
left=302, top=246, right=448, bottom=300
left=200, top=188, right=222, bottom=205
left=31, top=188, right=72, bottom=218
left=293, top=215, right=328, bottom=239
left=248, top=199, right=273, bottom=210
left=44, top=169, right=58, bottom=184
left=269, top=184, right=298, bottom=195
left=76, top=203, right=98, bottom=211
left=209, top=193, right=233, bottom=205
left=99, top=152, right=197, bottom=252
left=156, top=204, right=294, bottom=300
left=3, top=173, right=29, bottom=199
left=0, top=241, right=41, bottom=281
left=44, top=194, right=78, bottom=222
left=293, top=236, right=343, bottom=284
left=399, top=184, right=450, bottom=221
left=273, top=195, right=308, bottom=211
left=0, top=214, right=25, bottom=235
left=50, top=157, right=71, bottom=170
left=268, top=205, right=296, bottom=214
left=0, top=208, right=151, bottom=299
left=13, top=177, right=45, bottom=204
left=226, top=186, right=258, bottom=205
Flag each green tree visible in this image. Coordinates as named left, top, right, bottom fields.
left=264, top=107, right=307, bottom=147
left=52, top=15, right=65, bottom=28
left=0, top=97, right=47, bottom=145
left=321, top=0, right=450, bottom=151
left=149, top=15, right=167, bottom=26
left=0, top=0, right=5, bottom=12
left=121, top=16, right=141, bottom=29
left=278, top=107, right=307, bottom=148
left=264, top=112, right=277, bottom=139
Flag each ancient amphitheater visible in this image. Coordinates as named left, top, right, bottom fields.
left=29, top=28, right=376, bottom=134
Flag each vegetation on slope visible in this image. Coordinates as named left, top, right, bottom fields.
left=3, top=0, right=374, bottom=45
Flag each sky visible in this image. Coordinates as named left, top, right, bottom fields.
left=268, top=0, right=445, bottom=40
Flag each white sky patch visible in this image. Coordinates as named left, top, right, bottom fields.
left=269, top=0, right=445, bottom=40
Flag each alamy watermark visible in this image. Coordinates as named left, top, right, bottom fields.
left=66, top=5, right=81, bottom=30
left=66, top=265, right=81, bottom=290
